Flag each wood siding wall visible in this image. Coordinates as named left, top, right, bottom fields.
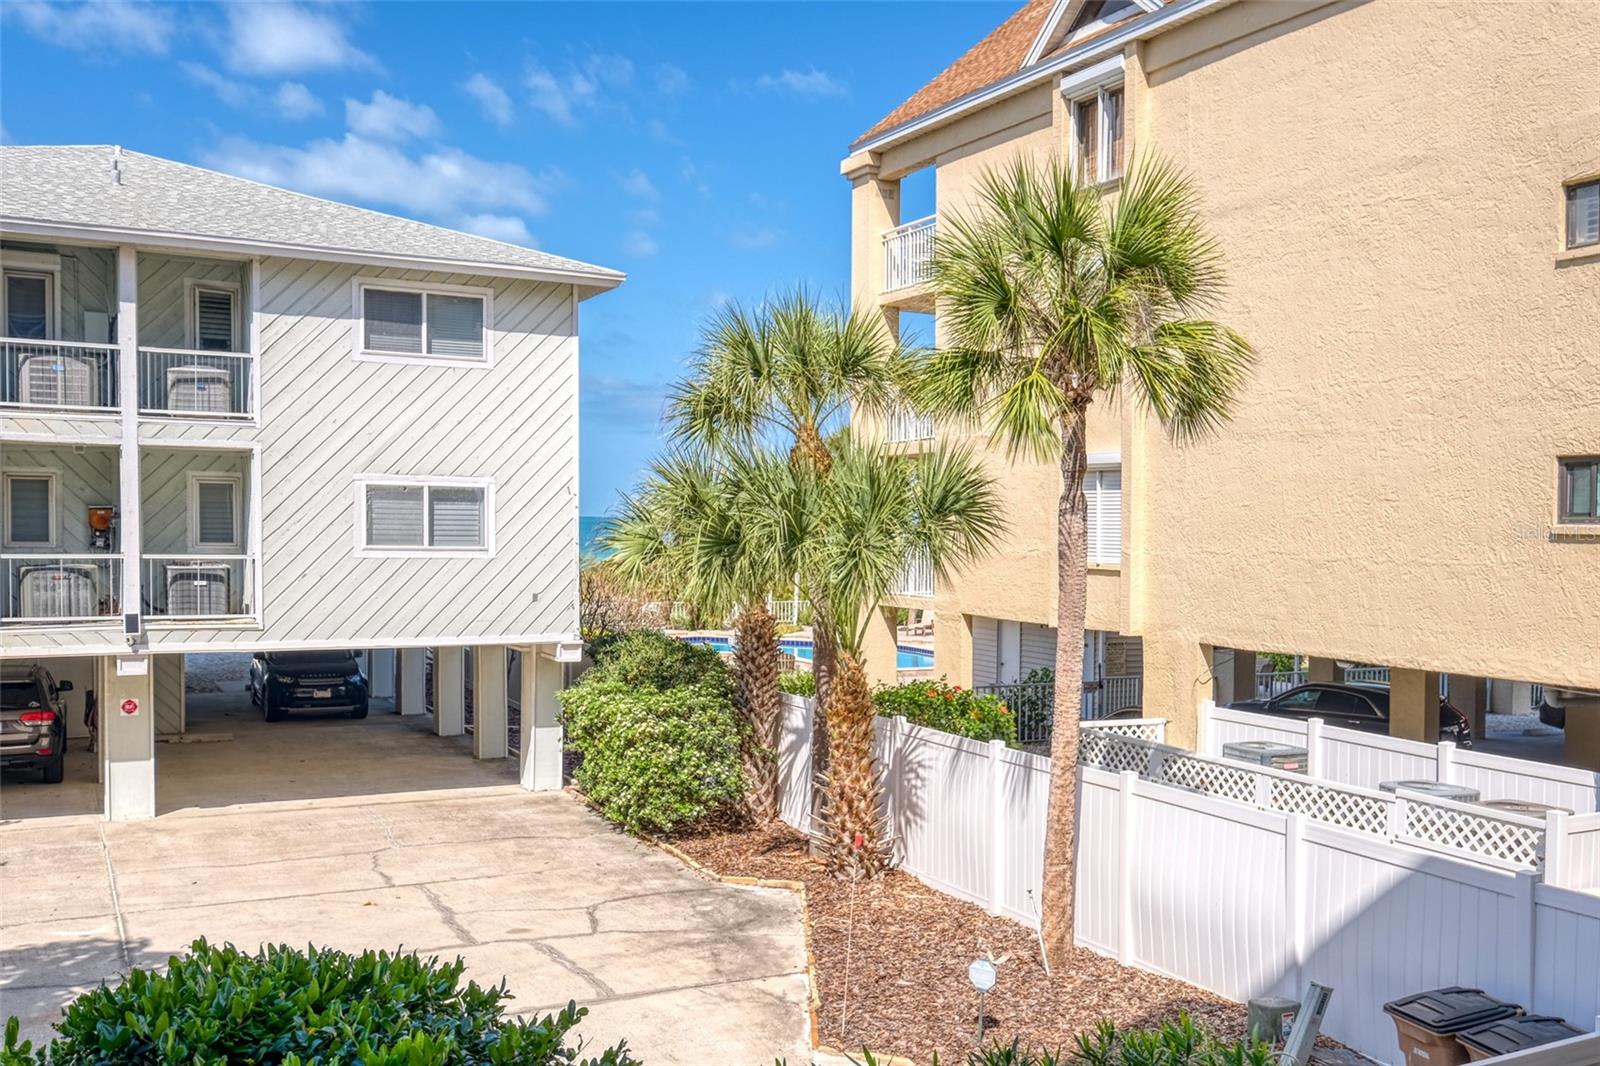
left=1, top=445, right=118, bottom=552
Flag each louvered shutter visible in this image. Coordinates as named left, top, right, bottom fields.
left=366, top=485, right=425, bottom=546
left=1569, top=181, right=1600, bottom=248
left=195, top=289, right=235, bottom=351
left=1097, top=468, right=1122, bottom=563
left=196, top=480, right=236, bottom=545
left=426, top=294, right=485, bottom=358
left=1075, top=98, right=1099, bottom=181
left=7, top=476, right=51, bottom=544
left=428, top=487, right=485, bottom=547
left=364, top=289, right=423, bottom=354
left=1104, top=89, right=1125, bottom=179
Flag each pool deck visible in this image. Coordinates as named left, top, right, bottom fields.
left=674, top=627, right=936, bottom=677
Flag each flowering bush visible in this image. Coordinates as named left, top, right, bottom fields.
left=873, top=677, right=1017, bottom=746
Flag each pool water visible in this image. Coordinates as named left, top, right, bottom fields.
left=683, top=636, right=933, bottom=671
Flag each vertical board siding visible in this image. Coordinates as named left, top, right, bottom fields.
left=773, top=696, right=1600, bottom=1066
left=1318, top=725, right=1439, bottom=787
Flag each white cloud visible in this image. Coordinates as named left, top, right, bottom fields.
left=654, top=63, right=689, bottom=96
left=223, top=4, right=374, bottom=75
left=621, top=230, right=660, bottom=257
left=632, top=207, right=660, bottom=226
left=273, top=82, right=323, bottom=120
left=523, top=52, right=634, bottom=126
left=730, top=227, right=781, bottom=250
left=458, top=214, right=536, bottom=246
left=756, top=67, right=847, bottom=98
left=201, top=134, right=553, bottom=221
left=180, top=62, right=254, bottom=108
left=345, top=90, right=441, bottom=142
left=464, top=73, right=514, bottom=126
left=4, top=1, right=173, bottom=54
left=618, top=168, right=658, bottom=201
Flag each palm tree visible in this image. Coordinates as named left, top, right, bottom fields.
left=605, top=454, right=786, bottom=822
left=666, top=290, right=915, bottom=756
left=734, top=434, right=1001, bottom=878
left=922, top=156, right=1255, bottom=966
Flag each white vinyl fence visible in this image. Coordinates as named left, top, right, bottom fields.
left=1202, top=703, right=1599, bottom=814
left=774, top=695, right=1600, bottom=1065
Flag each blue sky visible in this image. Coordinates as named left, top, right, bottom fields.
left=0, top=0, right=1007, bottom=514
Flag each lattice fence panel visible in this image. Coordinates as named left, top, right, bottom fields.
left=1402, top=801, right=1544, bottom=868
left=1270, top=777, right=1390, bottom=835
left=1160, top=753, right=1259, bottom=804
left=1086, top=721, right=1163, bottom=742
left=1078, top=730, right=1154, bottom=775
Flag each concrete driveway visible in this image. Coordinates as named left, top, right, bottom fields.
left=0, top=786, right=811, bottom=1064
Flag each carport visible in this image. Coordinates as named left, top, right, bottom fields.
left=0, top=645, right=567, bottom=822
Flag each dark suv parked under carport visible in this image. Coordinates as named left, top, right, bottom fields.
left=1, top=663, right=71, bottom=783
left=249, top=651, right=369, bottom=721
left=1228, top=682, right=1472, bottom=746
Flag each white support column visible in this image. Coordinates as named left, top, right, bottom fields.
left=397, top=648, right=428, bottom=716
left=518, top=647, right=564, bottom=791
left=102, top=654, right=155, bottom=821
left=473, top=645, right=508, bottom=760
left=433, top=647, right=465, bottom=736
left=115, top=246, right=141, bottom=627
left=367, top=649, right=395, bottom=700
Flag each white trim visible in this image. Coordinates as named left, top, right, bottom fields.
left=350, top=276, right=495, bottom=369
left=850, top=0, right=1227, bottom=155
left=0, top=218, right=625, bottom=293
left=185, top=471, right=243, bottom=550
left=0, top=632, right=584, bottom=659
left=1086, top=450, right=1121, bottom=468
left=1067, top=78, right=1127, bottom=185
left=352, top=474, right=496, bottom=558
left=1057, top=53, right=1126, bottom=97
left=182, top=277, right=243, bottom=352
left=2, top=468, right=60, bottom=549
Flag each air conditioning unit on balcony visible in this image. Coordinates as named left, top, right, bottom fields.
left=18, top=564, right=98, bottom=619
left=18, top=352, right=97, bottom=407
left=165, top=563, right=231, bottom=616
left=166, top=366, right=232, bottom=413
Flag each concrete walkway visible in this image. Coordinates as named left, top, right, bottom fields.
left=0, top=787, right=811, bottom=1064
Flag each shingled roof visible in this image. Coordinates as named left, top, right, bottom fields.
left=0, top=145, right=623, bottom=290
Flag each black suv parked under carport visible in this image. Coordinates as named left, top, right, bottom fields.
left=249, top=651, right=369, bottom=721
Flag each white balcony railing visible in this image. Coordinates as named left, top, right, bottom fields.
left=894, top=546, right=934, bottom=598
left=882, top=215, right=936, bottom=293
left=2, top=554, right=123, bottom=624
left=143, top=555, right=255, bottom=619
left=885, top=405, right=934, bottom=443
left=0, top=339, right=119, bottom=413
left=138, top=348, right=255, bottom=419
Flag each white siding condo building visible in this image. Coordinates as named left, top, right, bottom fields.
left=0, top=145, right=622, bottom=821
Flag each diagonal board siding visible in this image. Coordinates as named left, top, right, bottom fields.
left=137, top=253, right=246, bottom=350
left=152, top=653, right=184, bottom=734
left=139, top=448, right=249, bottom=555
left=1, top=444, right=118, bottom=551
left=0, top=241, right=115, bottom=342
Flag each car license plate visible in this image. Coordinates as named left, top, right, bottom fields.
left=313, top=688, right=332, bottom=699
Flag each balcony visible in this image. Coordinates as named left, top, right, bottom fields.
left=138, top=348, right=254, bottom=420
left=882, top=215, right=936, bottom=295
left=0, top=340, right=119, bottom=414
left=885, top=405, right=934, bottom=444
left=1, top=554, right=122, bottom=625
left=894, top=546, right=934, bottom=598
left=142, top=555, right=255, bottom=619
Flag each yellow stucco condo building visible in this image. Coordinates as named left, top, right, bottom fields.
left=844, top=0, right=1600, bottom=765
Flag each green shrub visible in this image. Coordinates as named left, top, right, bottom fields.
left=3, top=939, right=634, bottom=1065
left=778, top=671, right=816, bottom=697
left=873, top=677, right=1017, bottom=746
left=587, top=629, right=729, bottom=693
left=561, top=677, right=744, bottom=833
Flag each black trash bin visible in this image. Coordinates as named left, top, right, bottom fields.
left=1457, top=1016, right=1584, bottom=1062
left=1383, top=987, right=1521, bottom=1066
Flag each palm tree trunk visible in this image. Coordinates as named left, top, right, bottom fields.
left=807, top=619, right=837, bottom=842
left=734, top=599, right=782, bottom=822
left=818, top=652, right=890, bottom=879
left=1040, top=403, right=1090, bottom=971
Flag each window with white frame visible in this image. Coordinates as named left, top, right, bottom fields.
left=3, top=472, right=56, bottom=548
left=357, top=281, right=490, bottom=362
left=1072, top=85, right=1125, bottom=184
left=189, top=285, right=239, bottom=352
left=359, top=479, right=490, bottom=552
left=1567, top=179, right=1599, bottom=250
left=188, top=474, right=241, bottom=549
left=1085, top=465, right=1122, bottom=565
left=3, top=271, right=53, bottom=340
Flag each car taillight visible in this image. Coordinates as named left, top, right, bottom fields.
left=36, top=747, right=54, bottom=756
left=19, top=710, right=56, bottom=725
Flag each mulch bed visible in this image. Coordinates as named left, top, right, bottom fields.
left=668, top=822, right=1247, bottom=1063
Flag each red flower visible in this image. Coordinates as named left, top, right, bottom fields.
left=999, top=705, right=1011, bottom=715
left=944, top=692, right=954, bottom=702
left=926, top=689, right=938, bottom=698
left=952, top=685, right=963, bottom=692
left=852, top=832, right=864, bottom=850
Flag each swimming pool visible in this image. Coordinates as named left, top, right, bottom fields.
left=683, top=636, right=934, bottom=671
